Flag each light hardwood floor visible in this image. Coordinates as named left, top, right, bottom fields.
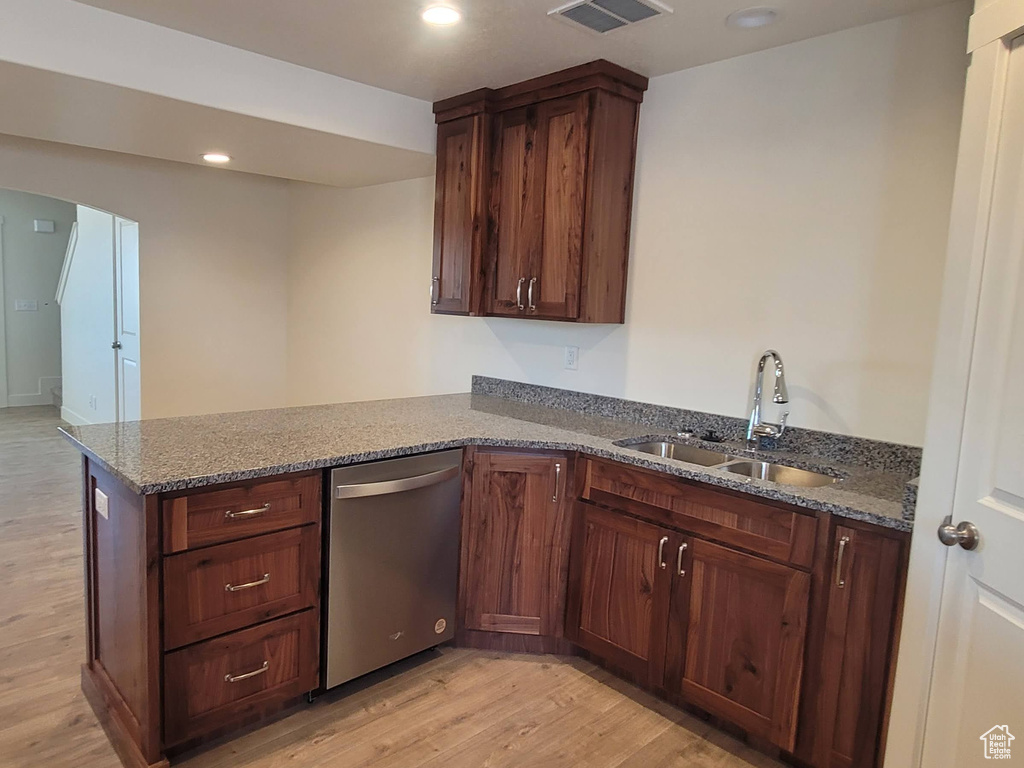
left=0, top=406, right=784, bottom=768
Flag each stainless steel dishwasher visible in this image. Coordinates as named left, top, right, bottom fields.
left=324, top=449, right=462, bottom=689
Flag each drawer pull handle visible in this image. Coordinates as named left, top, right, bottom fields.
left=224, top=661, right=269, bottom=683
left=835, top=535, right=851, bottom=588
left=225, top=573, right=270, bottom=592
left=553, top=462, right=561, bottom=503
left=225, top=502, right=271, bottom=520
left=677, top=542, right=688, bottom=576
left=658, top=536, right=669, bottom=569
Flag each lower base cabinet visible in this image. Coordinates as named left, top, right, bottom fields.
left=565, top=502, right=675, bottom=685
left=163, top=610, right=319, bottom=746
left=458, top=447, right=573, bottom=649
left=807, top=523, right=906, bottom=768
left=561, top=458, right=907, bottom=767
left=664, top=538, right=809, bottom=752
left=568, top=501, right=810, bottom=752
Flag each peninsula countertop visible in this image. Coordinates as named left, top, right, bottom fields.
left=60, top=393, right=914, bottom=532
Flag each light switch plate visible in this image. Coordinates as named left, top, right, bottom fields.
left=14, top=300, right=38, bottom=312
left=33, top=219, right=55, bottom=233
left=95, top=488, right=109, bottom=520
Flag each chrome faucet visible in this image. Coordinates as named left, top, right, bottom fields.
left=746, top=350, right=790, bottom=450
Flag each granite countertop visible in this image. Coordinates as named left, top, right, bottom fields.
left=60, top=392, right=914, bottom=532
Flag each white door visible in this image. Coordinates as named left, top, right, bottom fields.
left=114, top=217, right=140, bottom=422
left=887, top=11, right=1024, bottom=766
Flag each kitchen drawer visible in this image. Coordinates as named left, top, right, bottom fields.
left=581, top=458, right=818, bottom=568
left=162, top=472, right=321, bottom=553
left=163, top=610, right=318, bottom=747
left=164, top=526, right=319, bottom=650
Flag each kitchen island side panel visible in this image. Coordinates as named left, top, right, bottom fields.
left=81, top=455, right=166, bottom=768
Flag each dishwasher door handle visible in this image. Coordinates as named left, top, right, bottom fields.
left=334, top=464, right=461, bottom=499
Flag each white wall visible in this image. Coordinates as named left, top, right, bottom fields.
left=61, top=205, right=115, bottom=425
left=0, top=134, right=291, bottom=419
left=286, top=2, right=970, bottom=446
left=0, top=188, right=74, bottom=406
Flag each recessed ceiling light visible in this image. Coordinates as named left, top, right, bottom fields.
left=726, top=7, right=778, bottom=28
left=422, top=5, right=461, bottom=25
left=202, top=152, right=232, bottom=164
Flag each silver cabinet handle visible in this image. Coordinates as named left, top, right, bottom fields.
left=225, top=573, right=270, bottom=592
left=552, top=462, right=561, bottom=502
left=677, top=542, right=688, bottom=576
left=225, top=660, right=269, bottom=683
left=516, top=277, right=525, bottom=310
left=528, top=277, right=537, bottom=312
left=431, top=276, right=439, bottom=306
left=224, top=502, right=271, bottom=520
left=834, top=535, right=850, bottom=588
left=658, top=536, right=669, bottom=569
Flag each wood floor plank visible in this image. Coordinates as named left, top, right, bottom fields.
left=0, top=405, right=784, bottom=768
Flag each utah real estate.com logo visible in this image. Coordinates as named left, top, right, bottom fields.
left=980, top=725, right=1014, bottom=760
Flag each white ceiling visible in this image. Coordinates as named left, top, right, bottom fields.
left=0, top=61, right=435, bottom=187
left=74, top=0, right=958, bottom=101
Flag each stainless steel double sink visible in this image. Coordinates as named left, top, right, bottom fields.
left=622, top=440, right=840, bottom=488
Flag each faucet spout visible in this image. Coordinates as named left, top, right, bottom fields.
left=747, top=350, right=790, bottom=450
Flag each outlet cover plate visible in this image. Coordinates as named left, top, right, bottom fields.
left=564, top=346, right=580, bottom=370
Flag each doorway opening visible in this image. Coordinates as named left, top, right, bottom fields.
left=0, top=189, right=141, bottom=424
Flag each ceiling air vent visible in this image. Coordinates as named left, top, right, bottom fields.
left=550, top=0, right=673, bottom=34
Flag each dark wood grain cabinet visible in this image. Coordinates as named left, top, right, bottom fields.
left=79, top=442, right=908, bottom=768
left=80, top=459, right=321, bottom=767
left=804, top=523, right=907, bottom=768
left=566, top=501, right=674, bottom=685
left=431, top=114, right=489, bottom=315
left=567, top=457, right=907, bottom=765
left=458, top=448, right=573, bottom=650
left=431, top=60, right=647, bottom=323
left=665, top=538, right=809, bottom=752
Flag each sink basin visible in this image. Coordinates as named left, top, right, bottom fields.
left=720, top=460, right=839, bottom=488
left=624, top=441, right=733, bottom=466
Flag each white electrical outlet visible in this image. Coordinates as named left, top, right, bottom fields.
left=564, top=346, right=580, bottom=370
left=94, top=488, right=109, bottom=520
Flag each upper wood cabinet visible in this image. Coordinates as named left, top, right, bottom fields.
left=432, top=60, right=648, bottom=323
left=459, top=448, right=572, bottom=640
left=431, top=114, right=489, bottom=315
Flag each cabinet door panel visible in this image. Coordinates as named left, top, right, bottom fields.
left=568, top=502, right=673, bottom=685
left=814, top=525, right=904, bottom=768
left=462, top=451, right=569, bottom=637
left=432, top=115, right=487, bottom=315
left=489, top=107, right=542, bottom=316
left=668, top=538, right=809, bottom=751
left=533, top=94, right=589, bottom=319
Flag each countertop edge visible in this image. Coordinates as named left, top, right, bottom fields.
left=61, top=428, right=911, bottom=533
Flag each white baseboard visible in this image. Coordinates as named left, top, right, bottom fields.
left=7, top=376, right=62, bottom=407
left=60, top=406, right=91, bottom=426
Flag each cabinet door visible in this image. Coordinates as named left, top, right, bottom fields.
left=566, top=502, right=674, bottom=685
left=461, top=450, right=570, bottom=637
left=488, top=106, right=543, bottom=316
left=813, top=525, right=904, bottom=768
left=666, top=538, right=810, bottom=751
left=432, top=115, right=488, bottom=315
left=530, top=93, right=590, bottom=320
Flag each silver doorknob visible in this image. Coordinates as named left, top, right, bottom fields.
left=111, top=341, right=122, bottom=350
left=937, top=515, right=979, bottom=550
